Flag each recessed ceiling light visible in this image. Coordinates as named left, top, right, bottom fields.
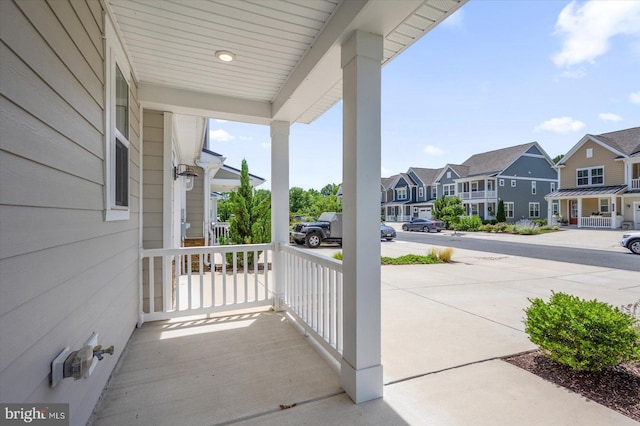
left=215, top=50, right=236, bottom=62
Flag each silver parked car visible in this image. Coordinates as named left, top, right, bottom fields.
left=401, top=218, right=444, bottom=232
left=381, top=224, right=396, bottom=241
left=620, top=232, right=640, bottom=254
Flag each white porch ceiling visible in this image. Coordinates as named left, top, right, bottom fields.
left=107, top=0, right=466, bottom=128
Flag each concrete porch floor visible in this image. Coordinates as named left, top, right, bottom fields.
left=92, top=240, right=639, bottom=425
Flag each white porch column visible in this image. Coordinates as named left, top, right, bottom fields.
left=341, top=30, right=383, bottom=404
left=270, top=121, right=290, bottom=311
left=577, top=198, right=582, bottom=228
left=611, top=195, right=617, bottom=229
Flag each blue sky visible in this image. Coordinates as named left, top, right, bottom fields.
left=209, top=0, right=640, bottom=190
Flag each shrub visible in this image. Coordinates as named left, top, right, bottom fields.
left=436, top=247, right=454, bottom=262
left=332, top=251, right=343, bottom=261
left=381, top=254, right=440, bottom=265
left=494, top=222, right=509, bottom=233
left=481, top=224, right=495, bottom=233
left=496, top=200, right=506, bottom=222
left=514, top=219, right=541, bottom=235
left=533, top=219, right=547, bottom=226
left=455, top=215, right=483, bottom=231
left=524, top=292, right=640, bottom=371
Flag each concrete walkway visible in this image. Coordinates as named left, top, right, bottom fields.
left=92, top=235, right=639, bottom=425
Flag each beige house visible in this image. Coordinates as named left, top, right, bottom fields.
left=546, top=127, right=640, bottom=229
left=0, top=1, right=467, bottom=424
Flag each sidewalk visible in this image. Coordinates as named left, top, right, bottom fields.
left=385, top=222, right=631, bottom=253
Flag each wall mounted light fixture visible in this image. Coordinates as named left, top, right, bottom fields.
left=174, top=164, right=199, bottom=180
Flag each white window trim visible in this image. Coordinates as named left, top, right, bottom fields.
left=499, top=179, right=505, bottom=187
left=552, top=200, right=560, bottom=215
left=505, top=202, right=514, bottom=219
left=511, top=179, right=516, bottom=187
left=550, top=182, right=556, bottom=192
left=104, top=16, right=132, bottom=221
left=529, top=202, right=540, bottom=218
left=576, top=166, right=604, bottom=187
left=443, top=183, right=455, bottom=196
left=586, top=148, right=593, bottom=158
left=419, top=187, right=424, bottom=198
left=431, top=187, right=437, bottom=199
left=531, top=181, right=536, bottom=195
left=599, top=198, right=609, bottom=214
left=397, top=187, right=407, bottom=200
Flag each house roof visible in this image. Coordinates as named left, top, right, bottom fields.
left=390, top=173, right=418, bottom=188
left=381, top=176, right=396, bottom=190
left=546, top=185, right=628, bottom=198
left=557, top=127, right=640, bottom=166
left=592, top=127, right=640, bottom=157
left=434, top=164, right=467, bottom=182
left=461, top=142, right=539, bottom=177
left=408, top=167, right=442, bottom=185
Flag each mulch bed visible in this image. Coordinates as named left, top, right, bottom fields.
left=505, top=350, right=640, bottom=421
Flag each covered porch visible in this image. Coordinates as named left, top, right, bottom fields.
left=113, top=0, right=469, bottom=407
left=546, top=186, right=627, bottom=229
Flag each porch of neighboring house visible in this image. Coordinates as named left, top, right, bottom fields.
left=546, top=184, right=632, bottom=229
left=384, top=204, right=412, bottom=222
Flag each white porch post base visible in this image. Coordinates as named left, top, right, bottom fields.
left=340, top=360, right=383, bottom=403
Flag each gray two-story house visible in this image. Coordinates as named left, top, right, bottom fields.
left=455, top=142, right=557, bottom=221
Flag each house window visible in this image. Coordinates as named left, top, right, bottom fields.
left=471, top=181, right=478, bottom=192
left=511, top=180, right=516, bottom=187
left=586, top=148, right=593, bottom=158
left=397, top=187, right=407, bottom=200
left=576, top=166, right=604, bottom=186
left=551, top=182, right=556, bottom=192
left=431, top=187, right=437, bottom=199
left=529, top=202, right=540, bottom=218
left=470, top=204, right=478, bottom=215
left=419, top=187, right=424, bottom=198
left=531, top=181, right=536, bottom=195
left=499, top=179, right=505, bottom=187
left=552, top=200, right=560, bottom=215
left=443, top=184, right=455, bottom=196
left=104, top=20, right=131, bottom=222
left=447, top=171, right=451, bottom=178
left=505, top=202, right=514, bottom=219
left=599, top=198, right=609, bottom=214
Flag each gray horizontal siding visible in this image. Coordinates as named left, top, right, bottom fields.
left=0, top=2, right=139, bottom=424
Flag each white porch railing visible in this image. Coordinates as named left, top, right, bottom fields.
left=140, top=243, right=273, bottom=323
left=632, top=178, right=640, bottom=190
left=458, top=190, right=497, bottom=200
left=580, top=216, right=611, bottom=228
left=210, top=222, right=230, bottom=245
left=281, top=245, right=343, bottom=362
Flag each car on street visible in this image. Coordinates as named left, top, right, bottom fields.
left=381, top=223, right=396, bottom=241
left=401, top=218, right=444, bottom=232
left=620, top=232, right=640, bottom=255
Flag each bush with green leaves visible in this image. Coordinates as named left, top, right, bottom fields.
left=514, top=219, right=541, bottom=235
left=524, top=292, right=640, bottom=371
left=454, top=215, right=483, bottom=231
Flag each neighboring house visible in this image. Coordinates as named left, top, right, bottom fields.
left=383, top=143, right=557, bottom=223
left=455, top=142, right=557, bottom=221
left=380, top=176, right=395, bottom=218
left=384, top=173, right=417, bottom=222
left=405, top=167, right=442, bottom=219
left=545, top=127, right=640, bottom=229
left=0, top=1, right=466, bottom=422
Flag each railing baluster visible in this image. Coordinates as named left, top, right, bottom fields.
left=243, top=251, right=248, bottom=303
left=175, top=255, right=180, bottom=311
left=148, top=257, right=154, bottom=314
left=233, top=251, right=238, bottom=304
left=222, top=250, right=227, bottom=305
left=199, top=253, right=204, bottom=309
left=337, top=272, right=343, bottom=354
left=254, top=250, right=258, bottom=302
left=329, top=269, right=335, bottom=346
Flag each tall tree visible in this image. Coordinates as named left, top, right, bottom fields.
left=496, top=199, right=506, bottom=222
left=228, top=159, right=271, bottom=245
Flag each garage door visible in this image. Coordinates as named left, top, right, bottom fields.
left=418, top=208, right=432, bottom=219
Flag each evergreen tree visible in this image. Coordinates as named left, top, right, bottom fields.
left=226, top=160, right=270, bottom=266
left=496, top=199, right=506, bottom=222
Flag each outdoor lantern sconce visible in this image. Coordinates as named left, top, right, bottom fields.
left=174, top=164, right=199, bottom=180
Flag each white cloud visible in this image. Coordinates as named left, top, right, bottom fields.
left=261, top=142, right=271, bottom=149
left=423, top=145, right=445, bottom=156
left=239, top=136, right=253, bottom=141
left=630, top=91, right=640, bottom=104
left=209, top=129, right=234, bottom=142
left=534, top=117, right=585, bottom=134
left=598, top=113, right=623, bottom=122
left=552, top=0, right=640, bottom=68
